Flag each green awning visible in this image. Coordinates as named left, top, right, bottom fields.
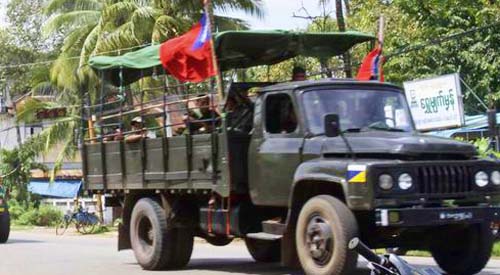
left=90, top=44, right=161, bottom=70
left=89, top=30, right=375, bottom=86
left=215, top=30, right=375, bottom=71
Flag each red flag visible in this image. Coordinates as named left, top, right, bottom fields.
left=356, top=47, right=384, bottom=82
left=159, top=13, right=216, bottom=83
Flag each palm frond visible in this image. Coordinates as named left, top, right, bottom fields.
left=44, top=0, right=102, bottom=15
left=152, top=15, right=189, bottom=43
left=212, top=0, right=265, bottom=19
left=79, top=25, right=102, bottom=68
left=213, top=15, right=250, bottom=31
left=16, top=98, right=50, bottom=124
left=61, top=24, right=97, bottom=53
left=101, top=1, right=139, bottom=28
left=43, top=10, right=101, bottom=36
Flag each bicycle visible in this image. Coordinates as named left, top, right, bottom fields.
left=56, top=206, right=100, bottom=235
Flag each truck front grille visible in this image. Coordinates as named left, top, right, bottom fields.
left=417, top=165, right=473, bottom=194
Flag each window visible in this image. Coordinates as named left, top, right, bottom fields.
left=265, top=94, right=297, bottom=134
left=302, top=89, right=413, bottom=134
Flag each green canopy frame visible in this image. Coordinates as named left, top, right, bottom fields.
left=89, top=30, right=375, bottom=86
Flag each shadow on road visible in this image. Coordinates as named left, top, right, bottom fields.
left=188, top=258, right=302, bottom=275
left=4, top=238, right=44, bottom=244
left=187, top=258, right=373, bottom=275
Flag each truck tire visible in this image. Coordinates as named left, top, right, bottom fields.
left=430, top=223, right=493, bottom=275
left=0, top=212, right=10, bottom=243
left=245, top=238, right=281, bottom=262
left=130, top=198, right=193, bottom=270
left=296, top=195, right=358, bottom=275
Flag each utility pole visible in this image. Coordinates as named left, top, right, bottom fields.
left=487, top=89, right=498, bottom=151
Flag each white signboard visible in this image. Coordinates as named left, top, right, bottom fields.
left=403, top=73, right=464, bottom=131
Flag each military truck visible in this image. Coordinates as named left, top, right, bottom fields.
left=82, top=30, right=500, bottom=275
left=0, top=183, right=10, bottom=243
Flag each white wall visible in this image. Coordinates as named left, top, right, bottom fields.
left=42, top=197, right=114, bottom=225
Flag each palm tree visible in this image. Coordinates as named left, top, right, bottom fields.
left=11, top=0, right=264, bottom=179
left=42, top=0, right=264, bottom=91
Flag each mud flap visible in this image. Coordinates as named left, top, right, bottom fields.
left=281, top=229, right=300, bottom=268
left=118, top=223, right=131, bottom=250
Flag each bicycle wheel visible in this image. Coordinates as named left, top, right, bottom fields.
left=56, top=220, right=69, bottom=235
left=80, top=220, right=96, bottom=234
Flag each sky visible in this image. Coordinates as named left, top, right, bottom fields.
left=224, top=0, right=326, bottom=30
left=0, top=2, right=5, bottom=27
left=0, top=0, right=326, bottom=30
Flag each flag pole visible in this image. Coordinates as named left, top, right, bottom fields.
left=203, top=0, right=224, bottom=112
left=378, top=14, right=385, bottom=48
left=377, top=14, right=385, bottom=82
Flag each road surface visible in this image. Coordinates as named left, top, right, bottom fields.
left=1, top=230, right=500, bottom=275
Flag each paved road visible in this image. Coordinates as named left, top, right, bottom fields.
left=1, top=230, right=500, bottom=275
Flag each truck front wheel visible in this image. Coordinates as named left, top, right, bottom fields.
left=430, top=222, right=493, bottom=275
left=296, top=195, right=358, bottom=275
left=0, top=212, right=10, bottom=243
left=130, top=198, right=193, bottom=270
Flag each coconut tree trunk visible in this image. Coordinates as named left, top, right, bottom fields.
left=336, top=0, right=352, bottom=78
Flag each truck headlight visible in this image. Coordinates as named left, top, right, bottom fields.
left=398, top=173, right=413, bottom=190
left=475, top=171, right=489, bottom=187
left=378, top=174, right=394, bottom=190
left=491, top=171, right=500, bottom=186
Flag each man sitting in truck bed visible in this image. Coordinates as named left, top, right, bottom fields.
left=125, top=116, right=155, bottom=142
left=183, top=95, right=220, bottom=135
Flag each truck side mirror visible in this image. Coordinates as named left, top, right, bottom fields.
left=324, top=114, right=341, bottom=137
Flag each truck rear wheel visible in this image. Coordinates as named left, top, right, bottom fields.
left=130, top=198, right=193, bottom=270
left=296, top=195, right=358, bottom=275
left=245, top=238, right=281, bottom=262
left=430, top=223, right=493, bottom=275
left=0, top=212, right=10, bottom=243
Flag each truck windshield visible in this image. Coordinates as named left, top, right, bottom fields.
left=302, top=89, right=414, bottom=135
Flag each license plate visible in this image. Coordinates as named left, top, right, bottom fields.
left=439, top=211, right=473, bottom=221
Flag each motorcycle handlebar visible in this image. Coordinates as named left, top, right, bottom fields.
left=349, top=238, right=385, bottom=265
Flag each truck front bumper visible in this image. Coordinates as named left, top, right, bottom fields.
left=375, top=206, right=500, bottom=227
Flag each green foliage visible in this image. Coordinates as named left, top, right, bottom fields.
left=42, top=0, right=264, bottom=95
left=348, top=0, right=500, bottom=113
left=15, top=204, right=63, bottom=227
left=471, top=138, right=500, bottom=159
left=7, top=199, right=27, bottom=221
left=0, top=148, right=36, bottom=205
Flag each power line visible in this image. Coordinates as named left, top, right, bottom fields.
left=0, top=21, right=498, bottom=71
left=385, top=21, right=500, bottom=59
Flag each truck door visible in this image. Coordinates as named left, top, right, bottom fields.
left=248, top=92, right=302, bottom=207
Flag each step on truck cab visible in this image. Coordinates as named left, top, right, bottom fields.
left=82, top=30, right=500, bottom=275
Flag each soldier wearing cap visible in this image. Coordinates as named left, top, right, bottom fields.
left=125, top=116, right=148, bottom=143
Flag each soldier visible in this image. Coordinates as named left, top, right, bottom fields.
left=125, top=116, right=150, bottom=142
left=184, top=95, right=220, bottom=134
left=292, top=66, right=307, bottom=81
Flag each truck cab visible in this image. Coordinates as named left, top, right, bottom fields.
left=82, top=30, right=500, bottom=275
